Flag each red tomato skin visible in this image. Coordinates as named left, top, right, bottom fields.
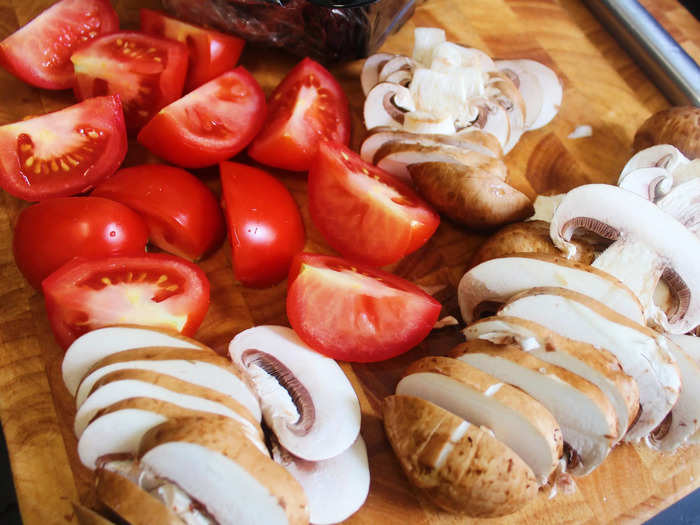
left=308, top=140, right=440, bottom=267
left=286, top=253, right=442, bottom=362
left=137, top=68, right=266, bottom=168
left=71, top=32, right=188, bottom=134
left=92, top=164, right=226, bottom=261
left=43, top=253, right=210, bottom=349
left=248, top=58, right=351, bottom=172
left=220, top=162, right=305, bottom=288
left=140, top=8, right=245, bottom=91
left=13, top=197, right=148, bottom=289
left=0, top=0, right=119, bottom=90
left=0, top=95, right=127, bottom=201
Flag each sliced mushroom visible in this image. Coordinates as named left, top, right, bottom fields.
left=74, top=370, right=264, bottom=442
left=409, top=161, right=532, bottom=230
left=96, top=467, right=185, bottom=525
left=62, top=325, right=207, bottom=396
left=468, top=220, right=597, bottom=268
left=429, top=42, right=494, bottom=73
left=451, top=340, right=618, bottom=476
left=409, top=67, right=485, bottom=123
left=397, top=356, right=562, bottom=484
left=364, top=82, right=416, bottom=131
left=403, top=111, right=456, bottom=135
left=271, top=435, right=369, bottom=525
left=618, top=167, right=673, bottom=200
left=499, top=287, right=681, bottom=442
left=486, top=71, right=527, bottom=154
left=458, top=254, right=644, bottom=325
left=74, top=347, right=261, bottom=421
left=138, top=417, right=309, bottom=525
left=464, top=316, right=640, bottom=440
left=229, top=325, right=361, bottom=461
left=495, top=59, right=543, bottom=130
left=655, top=176, right=700, bottom=235
left=78, top=397, right=265, bottom=469
left=412, top=27, right=447, bottom=66
left=373, top=142, right=501, bottom=185
left=550, top=183, right=700, bottom=333
left=633, top=106, right=700, bottom=159
left=619, top=144, right=689, bottom=182
left=383, top=395, right=538, bottom=517
left=458, top=98, right=511, bottom=150
left=378, top=56, right=416, bottom=84
left=361, top=53, right=395, bottom=95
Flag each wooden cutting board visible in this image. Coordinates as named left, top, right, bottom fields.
left=0, top=0, right=699, bottom=523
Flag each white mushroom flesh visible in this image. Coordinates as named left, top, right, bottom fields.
left=412, top=27, right=446, bottom=66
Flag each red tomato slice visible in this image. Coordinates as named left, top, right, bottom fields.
left=287, top=253, right=441, bottom=362
left=92, top=164, right=226, bottom=261
left=309, top=141, right=439, bottom=267
left=248, top=58, right=350, bottom=172
left=220, top=162, right=305, bottom=288
left=13, top=197, right=148, bottom=289
left=71, top=32, right=188, bottom=133
left=138, top=68, right=265, bottom=168
left=43, top=253, right=210, bottom=349
left=0, top=0, right=118, bottom=90
left=140, top=8, right=244, bottom=92
left=0, top=95, right=127, bottom=201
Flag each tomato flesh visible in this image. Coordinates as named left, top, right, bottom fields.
left=13, top=196, right=148, bottom=289
left=287, top=253, right=442, bottom=362
left=248, top=58, right=350, bottom=172
left=140, top=8, right=244, bottom=92
left=0, top=0, right=119, bottom=90
left=220, top=162, right=305, bottom=288
left=92, top=164, right=226, bottom=261
left=138, top=68, right=265, bottom=168
left=71, top=32, right=188, bottom=133
left=0, top=95, right=127, bottom=201
left=43, top=253, right=210, bottom=349
left=309, top=141, right=439, bottom=267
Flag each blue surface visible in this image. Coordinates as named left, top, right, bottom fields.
left=646, top=487, right=700, bottom=524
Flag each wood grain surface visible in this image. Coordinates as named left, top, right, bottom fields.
left=0, top=0, right=698, bottom=524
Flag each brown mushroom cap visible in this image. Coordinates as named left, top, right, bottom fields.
left=633, top=107, right=700, bottom=159
left=408, top=161, right=533, bottom=230
left=383, top=395, right=538, bottom=517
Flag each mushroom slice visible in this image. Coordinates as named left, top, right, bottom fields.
left=271, top=435, right=369, bottom=524
left=498, top=59, right=561, bottom=130
left=378, top=56, right=416, bottom=83
left=78, top=396, right=266, bottom=469
left=75, top=347, right=260, bottom=421
left=62, top=325, right=208, bottom=396
left=74, top=370, right=264, bottom=442
left=383, top=395, right=538, bottom=517
left=409, top=67, right=485, bottom=122
left=412, top=27, right=446, bottom=66
left=139, top=417, right=309, bottom=525
left=551, top=183, right=700, bottom=333
left=397, top=356, right=562, bottom=484
left=409, top=161, right=532, bottom=230
left=403, top=111, right=456, bottom=135
left=619, top=144, right=689, bottom=182
left=656, top=177, right=700, bottom=235
left=648, top=335, right=700, bottom=451
left=495, top=59, right=544, bottom=130
left=486, top=71, right=527, bottom=154
left=458, top=98, right=511, bottom=150
left=364, top=82, right=416, bottom=131
left=464, top=316, right=640, bottom=439
left=373, top=142, right=500, bottom=185
left=229, top=325, right=361, bottom=461
left=96, top=468, right=185, bottom=525
left=451, top=340, right=617, bottom=476
left=458, top=254, right=644, bottom=325
left=618, top=167, right=673, bottom=200
left=361, top=53, right=395, bottom=95
left=499, top=287, right=681, bottom=442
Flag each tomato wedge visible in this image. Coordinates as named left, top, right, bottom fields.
left=140, top=8, right=245, bottom=91
left=248, top=58, right=350, bottom=172
left=138, top=68, right=265, bottom=168
left=92, top=164, right=226, bottom=261
left=286, top=253, right=442, bottom=362
left=0, top=95, right=127, bottom=201
left=13, top=197, right=148, bottom=289
left=71, top=32, right=188, bottom=133
left=309, top=141, right=439, bottom=267
left=0, top=0, right=118, bottom=90
left=43, top=253, right=210, bottom=349
left=220, top=162, right=305, bottom=288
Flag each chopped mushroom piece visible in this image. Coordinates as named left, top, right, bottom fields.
left=361, top=53, right=395, bottom=95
